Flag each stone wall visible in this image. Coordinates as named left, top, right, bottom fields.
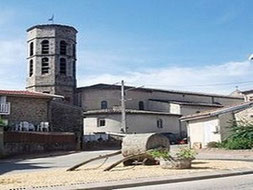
left=2, top=96, right=50, bottom=126
left=50, top=101, right=83, bottom=147
left=0, top=126, right=4, bottom=157
left=235, top=107, right=253, bottom=122
left=2, top=131, right=76, bottom=156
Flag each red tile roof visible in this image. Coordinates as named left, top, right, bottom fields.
left=0, top=90, right=63, bottom=99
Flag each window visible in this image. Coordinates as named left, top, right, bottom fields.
left=139, top=101, right=144, bottom=110
left=98, top=118, right=106, bottom=127
left=0, top=96, right=6, bottom=103
left=30, top=42, right=34, bottom=56
left=73, top=44, right=76, bottom=58
left=29, top=60, right=33, bottom=77
left=60, top=58, right=66, bottom=75
left=101, top=101, right=108, bottom=109
left=41, top=57, right=49, bottom=74
left=60, top=41, right=67, bottom=55
left=41, top=40, right=49, bottom=54
left=157, top=119, right=163, bottom=128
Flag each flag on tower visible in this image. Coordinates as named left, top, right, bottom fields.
left=48, top=14, right=54, bottom=23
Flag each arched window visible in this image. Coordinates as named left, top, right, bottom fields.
left=60, top=41, right=67, bottom=55
left=30, top=42, right=34, bottom=56
left=72, top=44, right=76, bottom=58
left=157, top=119, right=163, bottom=128
left=41, top=40, right=49, bottom=54
left=41, top=57, right=49, bottom=74
left=101, top=101, right=108, bottom=109
left=60, top=58, right=66, bottom=75
left=29, top=59, right=33, bottom=77
left=139, top=101, right=144, bottom=110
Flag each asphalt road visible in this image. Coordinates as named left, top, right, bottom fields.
left=117, top=174, right=253, bottom=190
left=0, top=150, right=121, bottom=175
left=0, top=145, right=184, bottom=175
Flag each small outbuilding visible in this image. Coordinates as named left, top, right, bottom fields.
left=181, top=101, right=253, bottom=148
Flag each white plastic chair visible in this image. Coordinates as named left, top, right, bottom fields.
left=20, top=121, right=29, bottom=131
left=28, top=123, right=35, bottom=131
left=39, top=122, right=49, bottom=132
left=15, top=123, right=20, bottom=131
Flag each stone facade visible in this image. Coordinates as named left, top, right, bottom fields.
left=3, top=131, right=76, bottom=156
left=50, top=101, right=83, bottom=134
left=50, top=101, right=83, bottom=149
left=1, top=96, right=50, bottom=127
left=26, top=24, right=78, bottom=105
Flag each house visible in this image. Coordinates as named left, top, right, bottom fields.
left=0, top=90, right=84, bottom=156
left=78, top=84, right=243, bottom=137
left=0, top=90, right=83, bottom=134
left=241, top=89, right=253, bottom=102
left=181, top=101, right=253, bottom=148
left=0, top=90, right=59, bottom=128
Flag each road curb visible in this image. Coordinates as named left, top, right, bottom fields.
left=76, top=169, right=253, bottom=190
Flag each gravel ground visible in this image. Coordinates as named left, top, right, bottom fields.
left=1, top=160, right=253, bottom=190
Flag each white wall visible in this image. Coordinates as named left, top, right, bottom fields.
left=84, top=113, right=181, bottom=135
left=187, top=117, right=221, bottom=148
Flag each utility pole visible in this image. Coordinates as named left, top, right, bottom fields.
left=121, top=80, right=127, bottom=133
left=120, top=80, right=144, bottom=134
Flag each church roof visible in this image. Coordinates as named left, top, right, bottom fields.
left=0, top=90, right=63, bottom=99
left=181, top=101, right=253, bottom=121
left=241, top=89, right=253, bottom=94
left=149, top=99, right=223, bottom=107
left=77, top=83, right=243, bottom=99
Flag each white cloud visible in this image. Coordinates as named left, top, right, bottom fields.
left=77, top=60, right=253, bottom=95
left=0, top=38, right=252, bottom=95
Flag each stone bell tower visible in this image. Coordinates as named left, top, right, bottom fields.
left=26, top=24, right=77, bottom=104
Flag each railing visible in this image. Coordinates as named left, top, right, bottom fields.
left=0, top=102, right=10, bottom=115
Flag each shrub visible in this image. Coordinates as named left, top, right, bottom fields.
left=224, top=138, right=253, bottom=150
left=220, top=119, right=253, bottom=150
left=0, top=117, right=5, bottom=126
left=148, top=149, right=170, bottom=160
left=176, top=148, right=197, bottom=160
left=227, top=119, right=253, bottom=141
left=207, top=141, right=219, bottom=148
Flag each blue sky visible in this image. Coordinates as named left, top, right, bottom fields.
left=1, top=0, right=253, bottom=94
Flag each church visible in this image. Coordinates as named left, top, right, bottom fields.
left=0, top=23, right=247, bottom=141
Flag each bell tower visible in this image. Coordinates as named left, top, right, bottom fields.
left=26, top=24, right=77, bottom=104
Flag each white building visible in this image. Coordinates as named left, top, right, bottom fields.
left=77, top=84, right=243, bottom=137
left=181, top=100, right=253, bottom=148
